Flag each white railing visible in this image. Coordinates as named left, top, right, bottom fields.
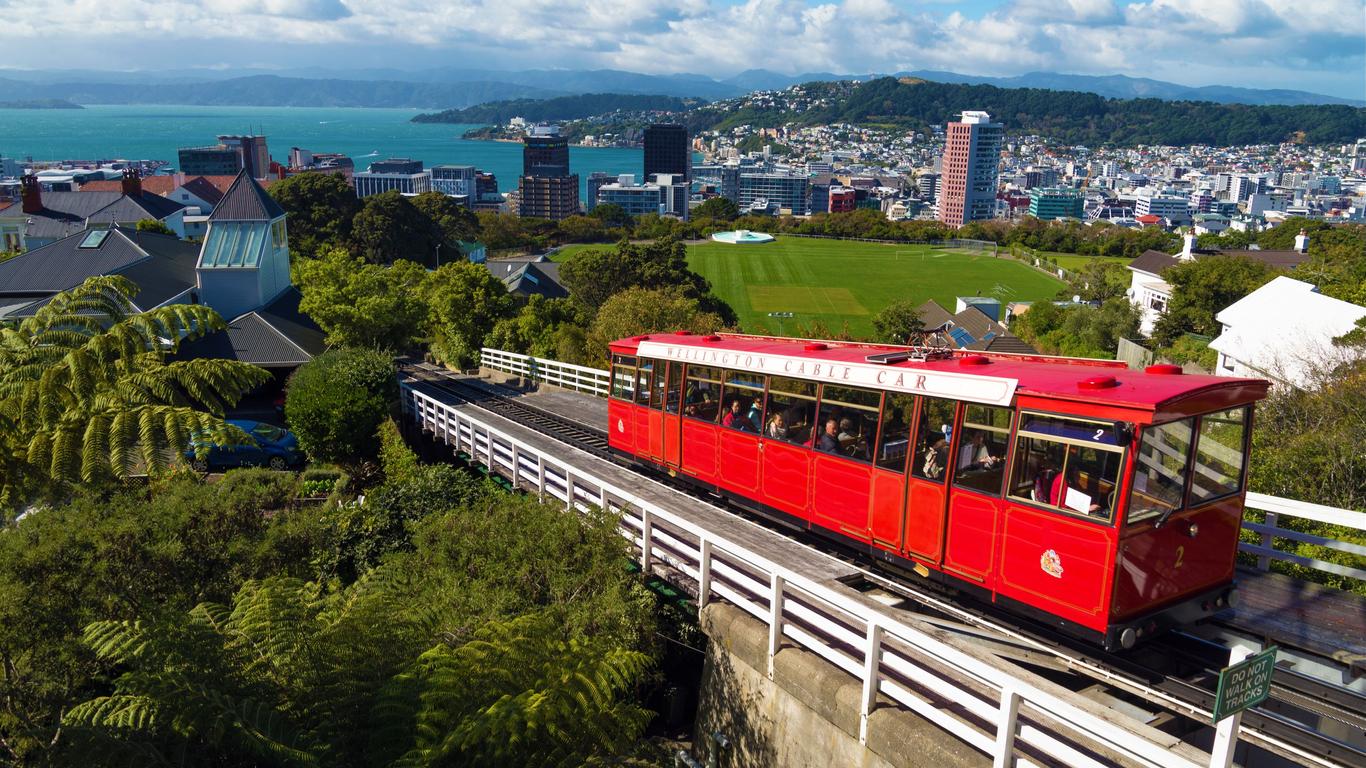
left=1242, top=493, right=1366, bottom=582
left=480, top=347, right=610, bottom=396
left=403, top=381, right=1268, bottom=768
left=475, top=348, right=1366, bottom=586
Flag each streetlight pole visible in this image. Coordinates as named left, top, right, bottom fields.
left=435, top=242, right=442, bottom=268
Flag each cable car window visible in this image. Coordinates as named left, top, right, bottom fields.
left=953, top=404, right=1012, bottom=496
left=719, top=370, right=764, bottom=433
left=911, top=397, right=957, bottom=482
left=1189, top=407, right=1248, bottom=504
left=662, top=363, right=684, bottom=414
left=815, top=385, right=880, bottom=463
left=1128, top=418, right=1193, bottom=523
left=635, top=361, right=655, bottom=408
left=683, top=365, right=722, bottom=423
left=875, top=394, right=917, bottom=471
left=610, top=355, right=637, bottom=401
left=763, top=377, right=817, bottom=445
left=1008, top=412, right=1124, bottom=522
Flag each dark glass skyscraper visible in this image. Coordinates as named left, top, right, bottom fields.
left=519, top=126, right=578, bottom=220
left=522, top=130, right=571, bottom=178
left=643, top=124, right=690, bottom=183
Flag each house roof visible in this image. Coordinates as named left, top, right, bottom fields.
left=81, top=174, right=250, bottom=199
left=15, top=190, right=185, bottom=242
left=209, top=171, right=285, bottom=221
left=484, top=256, right=567, bottom=299
left=1129, top=246, right=1310, bottom=278
left=915, top=299, right=1036, bottom=354
left=177, top=288, right=326, bottom=367
left=0, top=227, right=199, bottom=318
left=1210, top=276, right=1366, bottom=387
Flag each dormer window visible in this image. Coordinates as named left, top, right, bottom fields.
left=271, top=219, right=286, bottom=249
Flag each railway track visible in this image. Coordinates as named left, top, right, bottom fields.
left=402, top=363, right=1366, bottom=767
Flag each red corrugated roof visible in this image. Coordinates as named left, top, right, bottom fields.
left=80, top=174, right=272, bottom=196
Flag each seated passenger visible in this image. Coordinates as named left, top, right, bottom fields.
left=837, top=417, right=858, bottom=446
left=722, top=399, right=755, bottom=432
left=921, top=437, right=948, bottom=479
left=766, top=412, right=790, bottom=440
left=817, top=418, right=841, bottom=453
left=747, top=400, right=763, bottom=428
left=957, top=431, right=1002, bottom=472
left=1050, top=468, right=1103, bottom=514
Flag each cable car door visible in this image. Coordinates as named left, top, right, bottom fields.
left=901, top=397, right=957, bottom=564
left=658, top=362, right=684, bottom=467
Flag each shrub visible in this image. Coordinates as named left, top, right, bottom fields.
left=320, top=464, right=492, bottom=583
left=377, top=418, right=421, bottom=486
left=284, top=349, right=397, bottom=465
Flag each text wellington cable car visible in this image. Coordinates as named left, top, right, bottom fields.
left=606, top=332, right=1268, bottom=650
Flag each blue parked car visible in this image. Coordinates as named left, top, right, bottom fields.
left=186, top=420, right=303, bottom=472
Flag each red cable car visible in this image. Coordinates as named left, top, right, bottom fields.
left=606, top=332, right=1269, bottom=650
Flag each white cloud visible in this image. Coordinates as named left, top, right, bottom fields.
left=2, top=0, right=1361, bottom=98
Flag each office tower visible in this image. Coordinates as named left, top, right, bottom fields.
left=353, top=158, right=431, bottom=198
left=937, top=111, right=1003, bottom=228
left=518, top=125, right=578, bottom=220
left=431, top=165, right=477, bottom=197
left=585, top=172, right=614, bottom=212
left=217, top=135, right=271, bottom=179
left=643, top=123, right=690, bottom=183
left=1027, top=187, right=1084, bottom=220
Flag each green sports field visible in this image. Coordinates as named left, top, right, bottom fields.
left=691, top=237, right=1064, bottom=335
left=553, top=237, right=1067, bottom=335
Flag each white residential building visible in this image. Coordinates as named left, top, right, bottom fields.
left=1210, top=276, right=1366, bottom=389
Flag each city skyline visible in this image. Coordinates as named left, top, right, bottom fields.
left=1, top=0, right=1362, bottom=101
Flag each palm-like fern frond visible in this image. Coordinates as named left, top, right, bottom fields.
left=0, top=276, right=270, bottom=505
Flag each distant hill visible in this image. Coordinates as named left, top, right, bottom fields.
left=0, top=66, right=1356, bottom=110
left=0, top=98, right=81, bottom=109
left=0, top=75, right=561, bottom=109
left=777, top=78, right=1366, bottom=146
left=412, top=93, right=704, bottom=124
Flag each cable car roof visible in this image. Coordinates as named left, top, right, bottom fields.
left=610, top=332, right=1269, bottom=417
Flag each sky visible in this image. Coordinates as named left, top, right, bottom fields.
left=2, top=0, right=1363, bottom=99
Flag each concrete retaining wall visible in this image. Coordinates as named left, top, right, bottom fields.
left=695, top=602, right=989, bottom=768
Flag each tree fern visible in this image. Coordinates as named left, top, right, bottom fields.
left=0, top=276, right=270, bottom=508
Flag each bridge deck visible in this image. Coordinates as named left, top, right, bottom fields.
left=480, top=374, right=1365, bottom=667
left=1228, top=569, right=1366, bottom=667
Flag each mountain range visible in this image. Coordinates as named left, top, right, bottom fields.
left=0, top=67, right=1358, bottom=109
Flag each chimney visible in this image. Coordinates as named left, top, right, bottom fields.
left=1294, top=228, right=1309, bottom=254
left=1179, top=230, right=1196, bottom=260
left=121, top=167, right=142, bottom=197
left=20, top=174, right=42, bottom=214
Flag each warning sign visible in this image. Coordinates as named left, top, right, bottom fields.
left=1211, top=647, right=1278, bottom=722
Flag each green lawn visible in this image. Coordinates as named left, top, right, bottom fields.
left=691, top=237, right=1063, bottom=335
left=1033, top=251, right=1132, bottom=271
left=551, top=237, right=1068, bottom=335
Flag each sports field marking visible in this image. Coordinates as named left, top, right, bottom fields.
left=747, top=285, right=869, bottom=315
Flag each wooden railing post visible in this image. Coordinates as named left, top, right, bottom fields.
left=1258, top=511, right=1277, bottom=571
left=767, top=573, right=784, bottom=679
left=641, top=509, right=654, bottom=577
left=992, top=684, right=1022, bottom=768
left=697, top=538, right=712, bottom=617
left=858, top=620, right=883, bottom=744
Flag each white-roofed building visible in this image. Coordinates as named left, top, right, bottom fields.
left=1209, top=276, right=1366, bottom=389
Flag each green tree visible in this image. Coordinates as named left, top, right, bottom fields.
left=692, top=197, right=739, bottom=221
left=133, top=218, right=176, bottom=237
left=410, top=191, right=482, bottom=250
left=1011, top=298, right=1140, bottom=358
left=474, top=211, right=533, bottom=251
left=1152, top=256, right=1281, bottom=347
left=295, top=247, right=428, bottom=350
left=349, top=191, right=447, bottom=266
left=585, top=287, right=725, bottom=365
left=284, top=348, right=397, bottom=465
left=422, top=260, right=516, bottom=367
left=269, top=172, right=362, bottom=257
left=870, top=299, right=925, bottom=344
left=587, top=202, right=634, bottom=230
left=0, top=276, right=268, bottom=512
left=1063, top=260, right=1131, bottom=302
left=559, top=238, right=728, bottom=321
left=485, top=295, right=586, bottom=359
left=0, top=472, right=312, bottom=762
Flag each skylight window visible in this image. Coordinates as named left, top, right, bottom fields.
left=78, top=229, right=111, bottom=249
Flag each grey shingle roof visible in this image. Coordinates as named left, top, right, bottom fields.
left=1130, top=247, right=1310, bottom=277
left=18, top=190, right=185, bottom=242
left=209, top=172, right=286, bottom=221
left=0, top=227, right=150, bottom=293
left=177, top=288, right=325, bottom=367
left=1129, top=249, right=1178, bottom=276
